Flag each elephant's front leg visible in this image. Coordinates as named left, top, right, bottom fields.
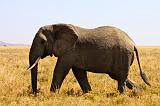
left=50, top=58, right=71, bottom=92
left=72, top=67, right=91, bottom=93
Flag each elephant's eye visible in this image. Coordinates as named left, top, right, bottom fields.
left=41, top=40, right=45, bottom=44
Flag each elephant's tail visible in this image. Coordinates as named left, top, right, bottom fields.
left=134, top=47, right=151, bottom=86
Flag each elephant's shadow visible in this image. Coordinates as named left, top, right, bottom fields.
left=106, top=92, right=118, bottom=98
left=26, top=85, right=143, bottom=97
left=65, top=88, right=83, bottom=96
left=66, top=89, right=119, bottom=98
left=105, top=90, right=142, bottom=98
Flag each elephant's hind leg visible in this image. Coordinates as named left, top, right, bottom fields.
left=108, top=72, right=127, bottom=93
left=72, top=67, right=91, bottom=93
left=126, top=79, right=136, bottom=89
left=117, top=76, right=127, bottom=93
left=126, top=79, right=140, bottom=90
left=118, top=53, right=135, bottom=93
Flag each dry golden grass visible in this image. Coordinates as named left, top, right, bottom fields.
left=0, top=46, right=160, bottom=106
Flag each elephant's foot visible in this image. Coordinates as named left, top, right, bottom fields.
left=82, top=86, right=92, bottom=93
left=126, top=79, right=136, bottom=89
left=118, top=80, right=126, bottom=94
left=50, top=83, right=60, bottom=93
left=126, top=79, right=140, bottom=90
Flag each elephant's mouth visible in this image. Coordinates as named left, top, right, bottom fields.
left=41, top=46, right=53, bottom=59
left=41, top=52, right=53, bottom=59
left=41, top=55, right=46, bottom=59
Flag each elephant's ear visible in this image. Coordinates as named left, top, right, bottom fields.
left=53, top=24, right=78, bottom=57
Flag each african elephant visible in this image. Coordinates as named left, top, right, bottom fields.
left=28, top=23, right=150, bottom=94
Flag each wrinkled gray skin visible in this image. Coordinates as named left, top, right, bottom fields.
left=29, top=24, right=150, bottom=94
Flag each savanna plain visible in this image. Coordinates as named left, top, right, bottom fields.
left=0, top=46, right=160, bottom=106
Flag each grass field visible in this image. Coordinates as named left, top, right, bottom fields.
left=0, top=46, right=160, bottom=106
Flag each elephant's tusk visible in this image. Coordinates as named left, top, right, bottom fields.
left=27, top=57, right=41, bottom=70
left=39, top=33, right=47, bottom=41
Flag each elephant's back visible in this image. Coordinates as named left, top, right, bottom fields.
left=97, top=26, right=135, bottom=51
left=71, top=25, right=135, bottom=51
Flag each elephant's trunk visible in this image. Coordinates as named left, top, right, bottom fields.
left=29, top=53, right=40, bottom=93
left=31, top=65, right=38, bottom=94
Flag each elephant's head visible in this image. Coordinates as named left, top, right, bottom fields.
left=28, top=24, right=78, bottom=93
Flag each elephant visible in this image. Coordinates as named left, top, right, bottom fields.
left=28, top=23, right=150, bottom=94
